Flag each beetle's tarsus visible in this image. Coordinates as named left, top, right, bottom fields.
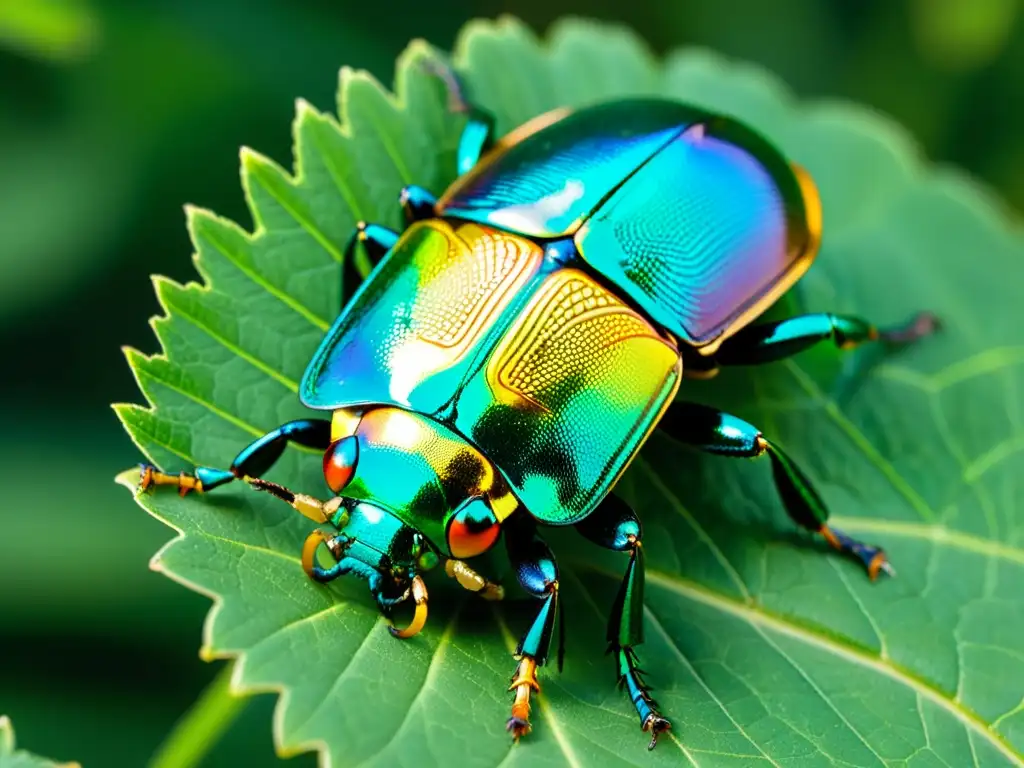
left=506, top=656, right=539, bottom=741
left=136, top=463, right=203, bottom=496
left=821, top=525, right=894, bottom=581
left=880, top=311, right=941, bottom=345
left=643, top=714, right=671, bottom=750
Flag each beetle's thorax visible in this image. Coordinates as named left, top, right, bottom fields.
left=325, top=406, right=514, bottom=559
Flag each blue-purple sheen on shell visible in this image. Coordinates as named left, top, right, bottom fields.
left=576, top=122, right=809, bottom=346
left=439, top=100, right=710, bottom=238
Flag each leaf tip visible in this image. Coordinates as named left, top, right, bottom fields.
left=0, top=716, right=12, bottom=754
left=115, top=466, right=143, bottom=491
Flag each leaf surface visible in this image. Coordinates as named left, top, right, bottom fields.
left=117, top=16, right=1024, bottom=767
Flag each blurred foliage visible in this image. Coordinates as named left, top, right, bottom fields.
left=1, top=1, right=1022, bottom=766
left=0, top=0, right=99, bottom=63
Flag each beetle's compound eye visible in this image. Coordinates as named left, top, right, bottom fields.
left=446, top=498, right=500, bottom=559
left=323, top=436, right=358, bottom=493
left=410, top=532, right=440, bottom=571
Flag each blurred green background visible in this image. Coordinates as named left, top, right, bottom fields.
left=1, top=0, right=1022, bottom=765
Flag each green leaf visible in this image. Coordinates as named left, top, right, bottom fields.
left=0, top=717, right=79, bottom=768
left=116, top=15, right=1024, bottom=767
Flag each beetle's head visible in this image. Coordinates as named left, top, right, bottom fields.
left=247, top=478, right=439, bottom=638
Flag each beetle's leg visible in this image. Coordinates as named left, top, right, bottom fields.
left=503, top=517, right=560, bottom=742
left=455, top=109, right=496, bottom=176
left=659, top=401, right=894, bottom=580
left=342, top=222, right=400, bottom=307
left=715, top=311, right=939, bottom=366
left=422, top=58, right=495, bottom=175
left=574, top=495, right=671, bottom=750
left=444, top=559, right=504, bottom=601
left=400, top=185, right=438, bottom=224
left=138, top=419, right=332, bottom=496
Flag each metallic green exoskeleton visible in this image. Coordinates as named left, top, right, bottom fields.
left=138, top=69, right=938, bottom=749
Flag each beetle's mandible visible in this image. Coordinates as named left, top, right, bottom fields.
left=138, top=67, right=938, bottom=749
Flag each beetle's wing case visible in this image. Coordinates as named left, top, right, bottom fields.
left=300, top=220, right=681, bottom=526
left=437, top=100, right=707, bottom=238
left=575, top=118, right=821, bottom=353
left=453, top=267, right=681, bottom=524
left=301, top=219, right=542, bottom=413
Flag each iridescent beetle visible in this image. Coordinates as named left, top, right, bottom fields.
left=139, top=74, right=937, bottom=749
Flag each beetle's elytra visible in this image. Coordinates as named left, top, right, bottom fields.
left=138, top=70, right=938, bottom=749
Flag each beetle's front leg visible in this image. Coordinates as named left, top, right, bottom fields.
left=138, top=418, right=332, bottom=496
left=400, top=185, right=437, bottom=224
left=714, top=311, right=939, bottom=366
left=503, top=518, right=560, bottom=742
left=342, top=222, right=400, bottom=307
left=574, top=495, right=670, bottom=750
left=659, top=401, right=894, bottom=579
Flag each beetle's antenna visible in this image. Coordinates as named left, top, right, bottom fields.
left=246, top=477, right=340, bottom=524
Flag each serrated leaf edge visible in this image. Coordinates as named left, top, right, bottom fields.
left=112, top=15, right=1024, bottom=768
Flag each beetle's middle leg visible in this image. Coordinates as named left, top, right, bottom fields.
left=713, top=311, right=939, bottom=366
left=574, top=494, right=671, bottom=750
left=658, top=401, right=894, bottom=579
left=138, top=418, right=332, bottom=495
left=503, top=516, right=561, bottom=742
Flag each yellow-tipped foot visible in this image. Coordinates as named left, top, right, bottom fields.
left=137, top=463, right=203, bottom=496
left=507, top=656, right=540, bottom=742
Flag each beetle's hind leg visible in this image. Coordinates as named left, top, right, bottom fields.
left=503, top=517, right=560, bottom=742
left=575, top=495, right=671, bottom=750
left=421, top=58, right=495, bottom=175
left=659, top=401, right=894, bottom=579
left=714, top=311, right=940, bottom=366
left=138, top=418, right=332, bottom=496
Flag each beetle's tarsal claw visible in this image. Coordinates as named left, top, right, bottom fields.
left=388, top=575, right=428, bottom=639
left=820, top=525, right=894, bottom=580
left=880, top=311, right=941, bottom=345
left=136, top=464, right=154, bottom=493
left=643, top=714, right=671, bottom=750
left=506, top=716, right=531, bottom=742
